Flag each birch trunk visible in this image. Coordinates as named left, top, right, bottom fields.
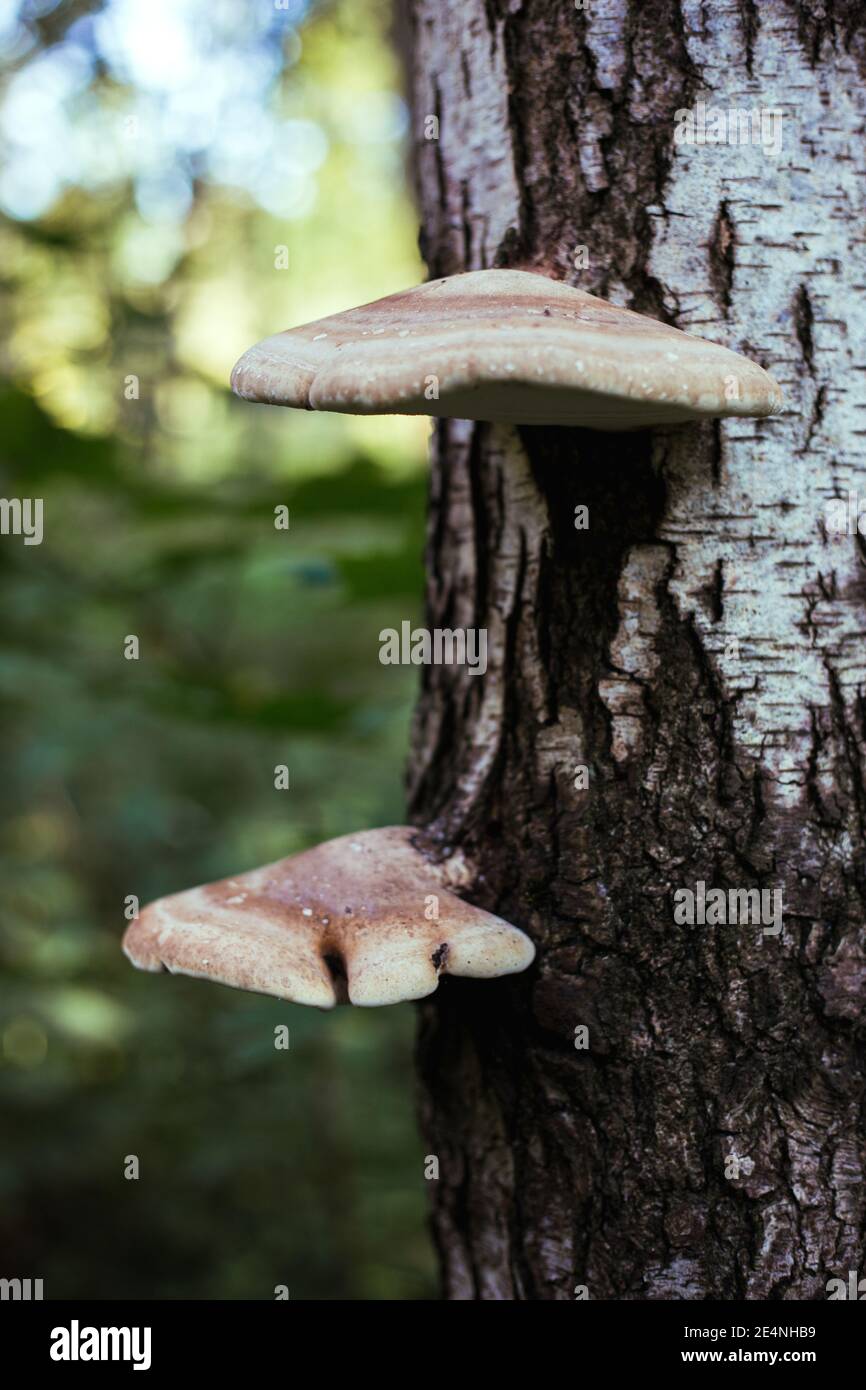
left=406, top=0, right=866, bottom=1300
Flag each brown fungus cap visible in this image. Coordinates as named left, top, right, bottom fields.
left=231, top=268, right=782, bottom=430
left=122, top=827, right=535, bottom=1008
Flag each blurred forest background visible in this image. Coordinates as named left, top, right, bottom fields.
left=0, top=0, right=437, bottom=1298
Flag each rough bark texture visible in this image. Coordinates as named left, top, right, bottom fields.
left=406, top=0, right=866, bottom=1300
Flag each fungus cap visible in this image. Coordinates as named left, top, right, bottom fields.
left=231, top=268, right=783, bottom=430
left=122, top=827, right=535, bottom=1008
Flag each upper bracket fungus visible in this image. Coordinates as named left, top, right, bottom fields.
left=123, top=827, right=535, bottom=1008
left=231, top=268, right=782, bottom=430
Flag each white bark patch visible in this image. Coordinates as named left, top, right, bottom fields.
left=414, top=0, right=522, bottom=268
left=571, top=0, right=628, bottom=192
left=645, top=4, right=866, bottom=809
left=599, top=544, right=670, bottom=761
left=452, top=424, right=547, bottom=809
left=535, top=704, right=588, bottom=784
left=581, top=0, right=629, bottom=92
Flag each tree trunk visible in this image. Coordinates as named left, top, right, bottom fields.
left=406, top=0, right=866, bottom=1301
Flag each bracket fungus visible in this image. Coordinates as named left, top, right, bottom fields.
left=123, top=827, right=535, bottom=1008
left=231, top=267, right=782, bottom=430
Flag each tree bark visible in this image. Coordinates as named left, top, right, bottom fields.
left=406, top=0, right=866, bottom=1300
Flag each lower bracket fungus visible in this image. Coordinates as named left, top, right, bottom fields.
left=123, top=827, right=535, bottom=1008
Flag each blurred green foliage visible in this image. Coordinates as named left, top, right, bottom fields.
left=0, top=0, right=436, bottom=1299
